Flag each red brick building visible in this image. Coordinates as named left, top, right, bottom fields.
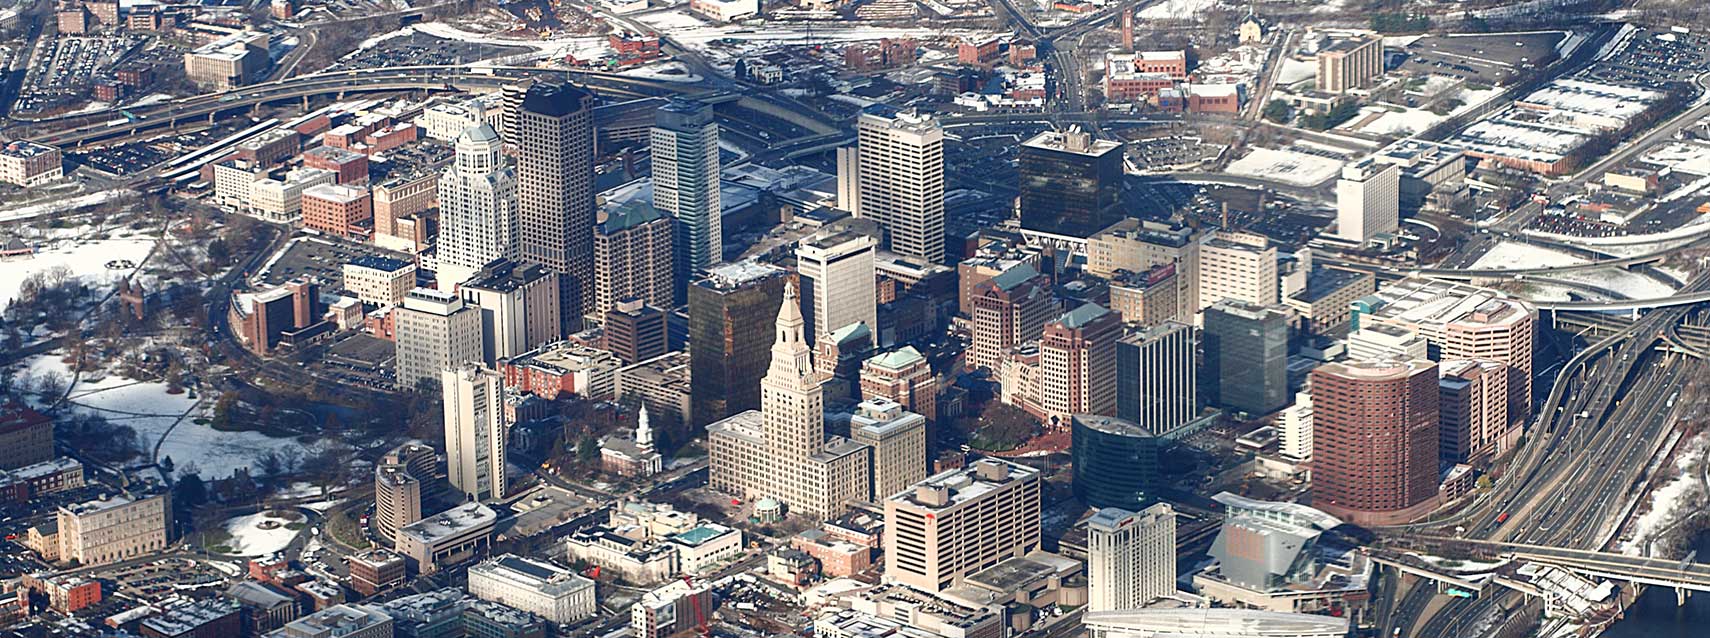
left=0, top=404, right=55, bottom=471
left=302, top=146, right=369, bottom=185
left=958, top=36, right=1002, bottom=67
left=1309, top=359, right=1440, bottom=526
left=301, top=184, right=372, bottom=237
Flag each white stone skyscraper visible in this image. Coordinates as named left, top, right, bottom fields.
left=855, top=106, right=944, bottom=264
left=437, top=124, right=519, bottom=288
left=651, top=99, right=722, bottom=301
left=796, top=224, right=877, bottom=345
left=707, top=280, right=871, bottom=519
left=1086, top=504, right=1177, bottom=611
left=442, top=364, right=510, bottom=502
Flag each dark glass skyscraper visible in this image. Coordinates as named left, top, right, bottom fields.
left=514, top=82, right=596, bottom=334
left=1071, top=414, right=1160, bottom=509
left=1115, top=321, right=1197, bottom=436
left=687, top=261, right=786, bottom=426
left=1201, top=300, right=1289, bottom=416
left=1017, top=127, right=1124, bottom=239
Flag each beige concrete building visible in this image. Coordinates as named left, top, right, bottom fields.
left=467, top=554, right=597, bottom=623
left=616, top=352, right=693, bottom=436
left=57, top=492, right=170, bottom=566
left=394, top=288, right=483, bottom=391
left=708, top=281, right=873, bottom=520
left=443, top=364, right=510, bottom=502
left=1086, top=504, right=1176, bottom=611
left=860, top=346, right=937, bottom=427
left=848, top=398, right=927, bottom=501
left=250, top=167, right=337, bottom=225
left=594, top=200, right=674, bottom=321
left=1087, top=219, right=1200, bottom=321
left=1198, top=231, right=1278, bottom=311
left=1316, top=36, right=1383, bottom=94
left=798, top=226, right=879, bottom=345
left=395, top=502, right=497, bottom=574
left=1335, top=159, right=1400, bottom=244
left=855, top=108, right=945, bottom=263
left=460, top=259, right=561, bottom=366
left=184, top=32, right=269, bottom=88
left=0, top=141, right=63, bottom=188
left=342, top=256, right=416, bottom=308
left=884, top=458, right=1042, bottom=592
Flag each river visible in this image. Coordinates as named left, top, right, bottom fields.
left=1603, top=530, right=1710, bottom=636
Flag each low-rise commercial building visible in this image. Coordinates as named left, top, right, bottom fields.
left=395, top=502, right=497, bottom=574
left=467, top=554, right=597, bottom=624
left=57, top=492, right=170, bottom=566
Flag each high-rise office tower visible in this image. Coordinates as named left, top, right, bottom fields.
left=436, top=124, right=519, bottom=289
left=1310, top=358, right=1439, bottom=526
left=1072, top=414, right=1161, bottom=510
left=514, top=82, right=596, bottom=334
left=593, top=200, right=674, bottom=321
left=1437, top=359, right=1507, bottom=465
left=394, top=288, right=484, bottom=391
left=796, top=226, right=878, bottom=345
left=884, top=459, right=1042, bottom=592
left=1017, top=127, right=1124, bottom=239
left=1198, top=231, right=1278, bottom=312
left=1039, top=303, right=1123, bottom=422
left=848, top=397, right=928, bottom=501
left=1201, top=300, right=1289, bottom=416
left=1335, top=158, right=1400, bottom=244
left=442, top=364, right=510, bottom=502
left=1281, top=390, right=1314, bottom=463
left=651, top=99, right=721, bottom=301
left=1086, top=504, right=1176, bottom=611
left=855, top=106, right=945, bottom=263
left=459, top=259, right=561, bottom=366
left=688, top=261, right=787, bottom=425
left=1441, top=298, right=1534, bottom=429
left=707, top=280, right=872, bottom=519
left=1116, top=321, right=1197, bottom=436
left=969, top=264, right=1058, bottom=372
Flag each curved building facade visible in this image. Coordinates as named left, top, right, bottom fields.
left=375, top=443, right=442, bottom=543
left=1071, top=414, right=1160, bottom=510
left=1308, top=359, right=1439, bottom=526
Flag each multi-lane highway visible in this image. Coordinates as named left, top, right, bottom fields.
left=1379, top=275, right=1710, bottom=636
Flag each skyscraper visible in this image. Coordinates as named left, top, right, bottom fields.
left=442, top=364, right=510, bottom=502
left=1039, top=303, right=1123, bottom=422
left=1201, top=300, right=1289, bottom=416
left=651, top=99, right=721, bottom=301
left=459, top=259, right=561, bottom=366
left=593, top=200, right=674, bottom=321
left=860, top=345, right=938, bottom=428
left=436, top=124, right=519, bottom=289
left=1310, top=358, right=1439, bottom=526
left=855, top=106, right=945, bottom=263
left=969, top=264, right=1058, bottom=372
left=1017, top=127, right=1124, bottom=239
left=515, top=82, right=596, bottom=334
left=706, top=280, right=872, bottom=519
left=688, top=261, right=786, bottom=425
left=1086, top=504, right=1176, bottom=612
left=1335, top=158, right=1400, bottom=244
left=848, top=397, right=927, bottom=501
left=1116, top=321, right=1197, bottom=436
left=1198, top=231, right=1278, bottom=312
left=394, top=288, right=484, bottom=391
left=604, top=299, right=668, bottom=366
left=796, top=225, right=878, bottom=345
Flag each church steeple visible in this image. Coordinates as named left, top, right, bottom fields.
left=636, top=404, right=654, bottom=452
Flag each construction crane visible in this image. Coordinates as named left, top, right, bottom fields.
left=682, top=575, right=711, bottom=638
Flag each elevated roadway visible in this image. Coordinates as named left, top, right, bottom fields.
left=19, top=65, right=697, bottom=148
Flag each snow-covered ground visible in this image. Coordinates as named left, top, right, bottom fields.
left=1277, top=57, right=1317, bottom=86
left=1470, top=241, right=1587, bottom=271
left=0, top=236, right=155, bottom=308
left=15, top=354, right=308, bottom=479
left=1224, top=148, right=1344, bottom=187
left=1348, top=85, right=1502, bottom=137
left=617, top=61, right=704, bottom=83
left=0, top=190, right=130, bottom=223
left=1554, top=268, right=1677, bottom=299
left=1139, top=0, right=1220, bottom=20
left=221, top=511, right=303, bottom=557
left=1623, top=432, right=1706, bottom=555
